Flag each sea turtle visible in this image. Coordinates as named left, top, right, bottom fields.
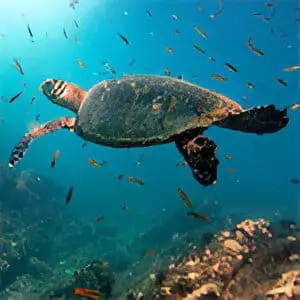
left=8, top=75, right=289, bottom=186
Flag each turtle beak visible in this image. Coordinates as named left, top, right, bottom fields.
left=40, top=79, right=57, bottom=98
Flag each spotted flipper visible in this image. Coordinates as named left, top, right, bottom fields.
left=9, top=117, right=76, bottom=168
left=175, top=131, right=219, bottom=186
left=215, top=105, right=289, bottom=135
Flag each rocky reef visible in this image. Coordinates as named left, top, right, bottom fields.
left=120, top=219, right=300, bottom=300
left=0, top=164, right=299, bottom=300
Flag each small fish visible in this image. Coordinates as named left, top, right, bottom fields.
left=8, top=91, right=23, bottom=104
left=225, top=154, right=232, bottom=160
left=74, top=35, right=80, bottom=44
left=27, top=24, right=33, bottom=38
left=211, top=74, right=227, bottom=82
left=210, top=0, right=223, bottom=19
left=88, top=159, right=101, bottom=168
left=194, top=26, right=207, bottom=39
left=77, top=59, right=85, bottom=68
left=275, top=78, right=288, bottom=87
left=266, top=2, right=273, bottom=8
left=63, top=28, right=68, bottom=39
left=69, top=0, right=79, bottom=10
left=229, top=167, right=235, bottom=173
left=283, top=64, right=299, bottom=72
left=103, top=62, right=116, bottom=75
left=209, top=56, right=216, bottom=62
left=30, top=96, right=36, bottom=105
left=193, top=44, right=205, bottom=54
left=166, top=47, right=174, bottom=54
left=117, top=174, right=124, bottom=180
left=94, top=215, right=105, bottom=223
left=66, top=187, right=73, bottom=204
left=128, top=175, right=145, bottom=186
left=35, top=114, right=40, bottom=121
left=164, top=67, right=171, bottom=76
left=247, top=82, right=255, bottom=89
left=176, top=161, right=187, bottom=167
left=243, top=95, right=248, bottom=101
left=187, top=211, right=210, bottom=222
left=51, top=150, right=60, bottom=168
left=224, top=62, right=238, bottom=72
left=74, top=288, right=103, bottom=300
left=247, top=38, right=264, bottom=56
left=171, top=14, right=179, bottom=20
left=290, top=103, right=300, bottom=110
left=122, top=204, right=129, bottom=211
left=174, top=30, right=180, bottom=35
left=143, top=249, right=156, bottom=258
left=136, top=153, right=145, bottom=166
left=177, top=75, right=183, bottom=80
left=74, top=20, right=79, bottom=28
left=290, top=179, right=300, bottom=184
left=82, top=142, right=88, bottom=148
left=13, top=58, right=24, bottom=75
left=129, top=60, right=136, bottom=66
left=146, top=10, right=152, bottom=17
left=117, top=32, right=129, bottom=45
left=177, top=188, right=193, bottom=208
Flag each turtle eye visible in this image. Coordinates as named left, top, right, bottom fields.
left=40, top=79, right=56, bottom=97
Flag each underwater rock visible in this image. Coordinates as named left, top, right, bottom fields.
left=44, top=259, right=115, bottom=299
left=123, top=218, right=300, bottom=300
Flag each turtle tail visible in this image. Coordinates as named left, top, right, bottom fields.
left=9, top=134, right=32, bottom=168
left=214, top=105, right=289, bottom=135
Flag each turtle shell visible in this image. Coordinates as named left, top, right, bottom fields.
left=75, top=75, right=242, bottom=147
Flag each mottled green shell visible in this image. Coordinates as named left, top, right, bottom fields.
left=75, top=75, right=242, bottom=147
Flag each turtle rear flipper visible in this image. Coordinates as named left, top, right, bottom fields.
left=9, top=117, right=76, bottom=168
left=175, top=131, right=219, bottom=186
left=215, top=105, right=289, bottom=135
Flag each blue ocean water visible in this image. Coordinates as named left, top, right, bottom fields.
left=0, top=0, right=299, bottom=295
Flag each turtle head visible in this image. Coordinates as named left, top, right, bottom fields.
left=40, top=79, right=86, bottom=113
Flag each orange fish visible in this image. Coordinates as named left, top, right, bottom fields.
left=283, top=65, right=300, bottom=72
left=51, top=150, right=60, bottom=168
left=74, top=288, right=103, bottom=300
left=177, top=188, right=193, bottom=208
left=14, top=58, right=24, bottom=75
left=211, top=74, right=227, bottom=82
left=290, top=103, right=300, bottom=110
left=166, top=47, right=174, bottom=54
left=247, top=38, right=264, bottom=56
left=229, top=167, right=235, bottom=173
left=128, top=175, right=144, bottom=186
left=77, top=59, right=85, bottom=68
left=194, top=26, right=207, bottom=39
left=88, top=159, right=101, bottom=168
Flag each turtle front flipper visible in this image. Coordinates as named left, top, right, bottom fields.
left=175, top=131, right=219, bottom=186
left=215, top=105, right=289, bottom=135
left=9, top=117, right=76, bottom=168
